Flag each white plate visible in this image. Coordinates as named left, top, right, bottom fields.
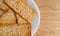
left=27, top=0, right=40, bottom=36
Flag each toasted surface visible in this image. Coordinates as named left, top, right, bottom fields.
left=21, top=0, right=27, bottom=2
left=0, top=23, right=31, bottom=36
left=4, top=0, right=37, bottom=23
left=0, top=0, right=31, bottom=36
left=16, top=14, right=27, bottom=24
left=0, top=0, right=9, bottom=11
left=0, top=9, right=16, bottom=24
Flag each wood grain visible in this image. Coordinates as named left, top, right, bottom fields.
left=34, top=0, right=60, bottom=36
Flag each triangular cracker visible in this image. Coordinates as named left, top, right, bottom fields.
left=0, top=9, right=16, bottom=24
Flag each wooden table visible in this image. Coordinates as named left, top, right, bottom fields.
left=34, top=0, right=60, bottom=36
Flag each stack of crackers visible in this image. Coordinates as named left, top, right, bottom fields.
left=0, top=0, right=37, bottom=36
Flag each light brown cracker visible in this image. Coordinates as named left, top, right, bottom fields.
left=0, top=23, right=31, bottom=36
left=4, top=0, right=37, bottom=23
left=0, top=9, right=16, bottom=24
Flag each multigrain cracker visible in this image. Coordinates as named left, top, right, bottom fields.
left=0, top=23, right=31, bottom=36
left=4, top=0, right=37, bottom=23
left=0, top=9, right=16, bottom=24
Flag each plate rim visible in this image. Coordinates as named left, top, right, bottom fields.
left=31, top=0, right=40, bottom=36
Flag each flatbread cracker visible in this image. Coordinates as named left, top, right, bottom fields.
left=4, top=0, right=37, bottom=23
left=0, top=9, right=28, bottom=24
left=0, top=9, right=16, bottom=24
left=0, top=23, right=31, bottom=36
